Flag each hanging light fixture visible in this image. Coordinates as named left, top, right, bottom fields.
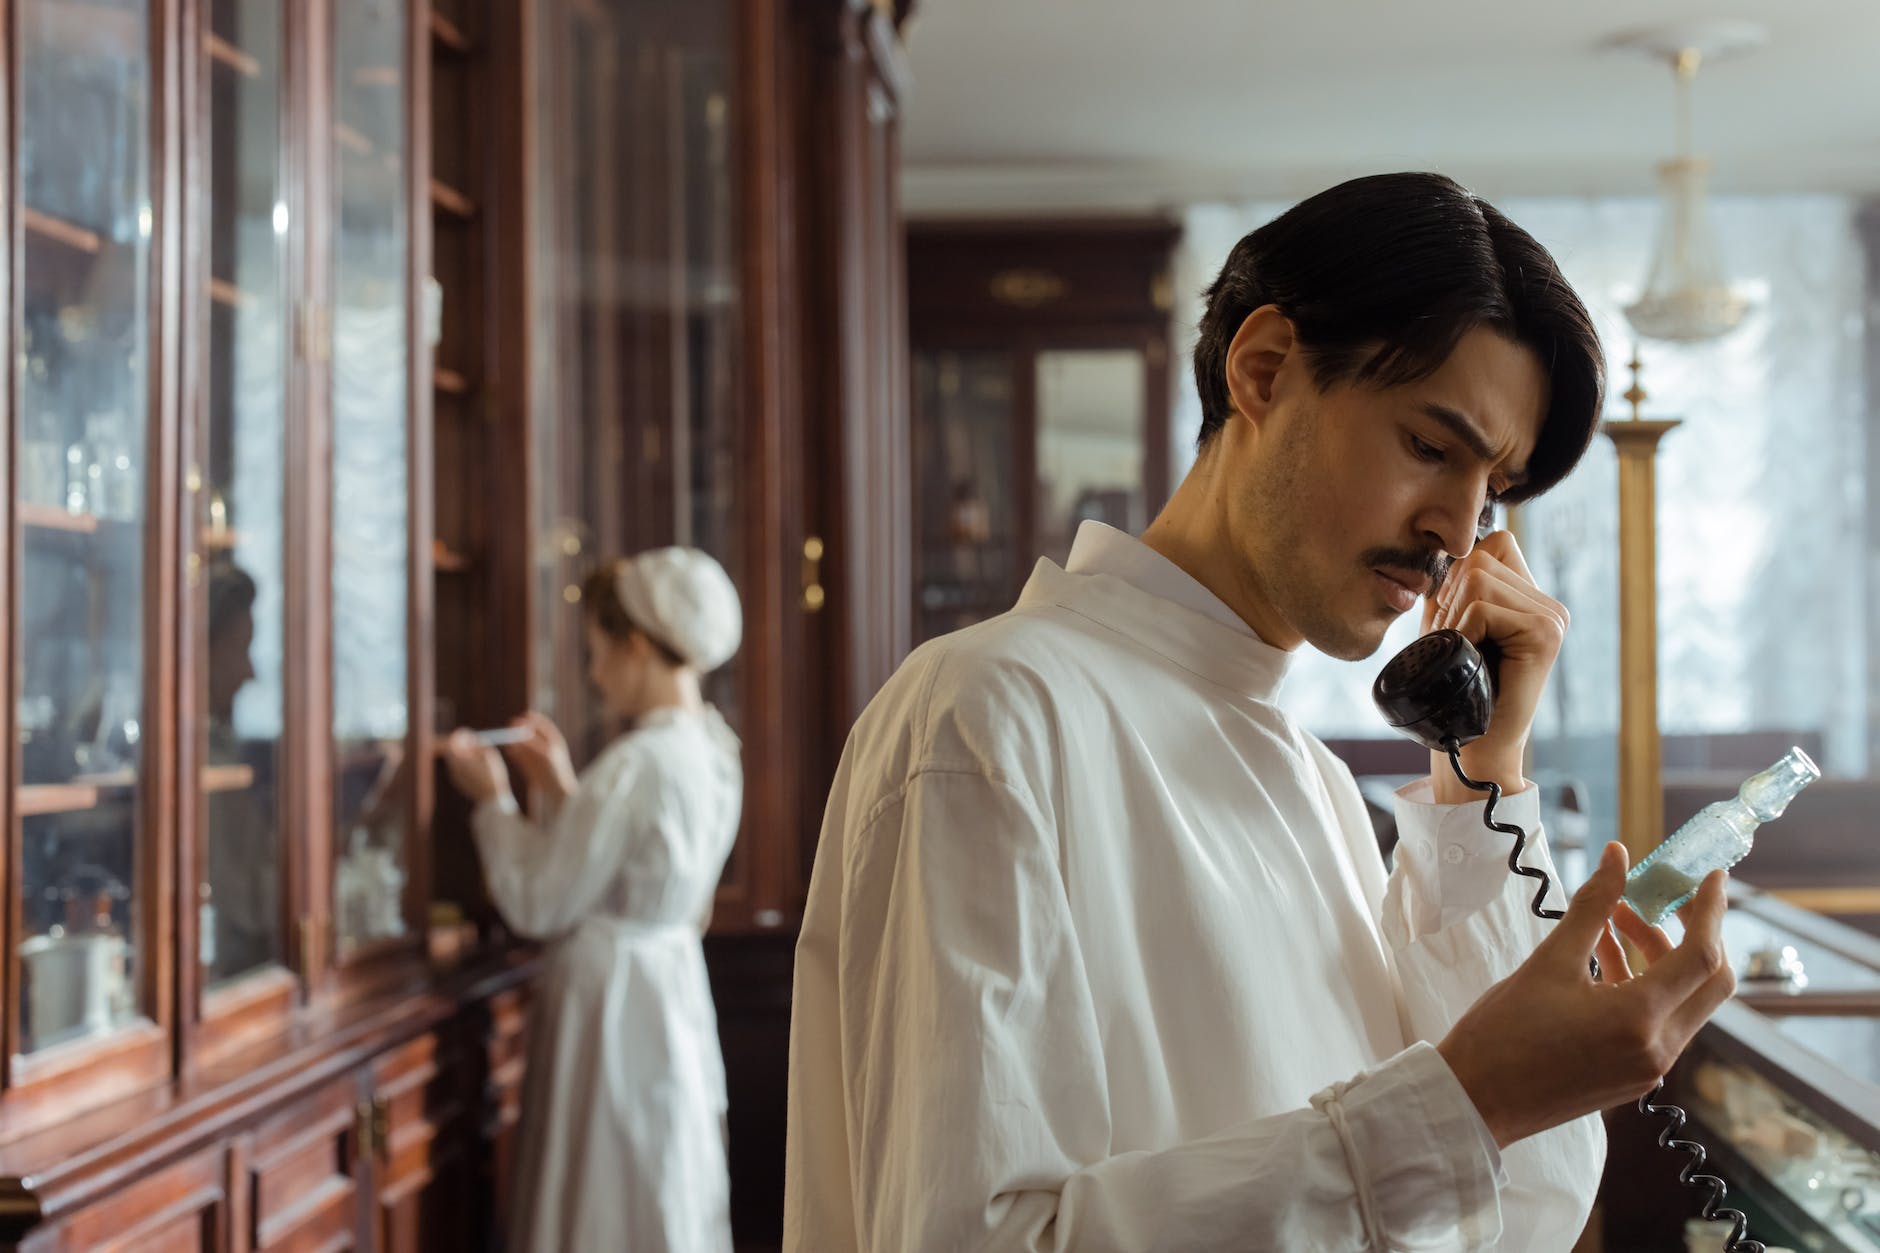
left=1617, top=23, right=1765, bottom=344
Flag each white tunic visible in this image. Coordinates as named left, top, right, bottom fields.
left=785, top=522, right=1603, bottom=1252
left=474, top=706, right=741, bottom=1253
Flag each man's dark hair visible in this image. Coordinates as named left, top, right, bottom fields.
left=1191, top=172, right=1603, bottom=503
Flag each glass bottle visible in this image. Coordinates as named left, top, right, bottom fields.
left=63, top=434, right=90, bottom=514
left=1623, top=747, right=1821, bottom=924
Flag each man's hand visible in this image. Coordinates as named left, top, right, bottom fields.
left=1423, top=530, right=1566, bottom=803
left=1434, top=842, right=1737, bottom=1148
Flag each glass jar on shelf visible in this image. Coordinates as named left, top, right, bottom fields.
left=62, top=430, right=90, bottom=515
left=84, top=411, right=138, bottom=521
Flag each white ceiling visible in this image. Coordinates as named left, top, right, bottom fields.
left=898, top=2, right=1880, bottom=216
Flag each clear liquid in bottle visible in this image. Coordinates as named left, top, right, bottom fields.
left=1622, top=746, right=1820, bottom=925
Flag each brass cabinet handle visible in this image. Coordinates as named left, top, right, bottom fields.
left=371, top=1095, right=390, bottom=1158
left=354, top=1099, right=375, bottom=1158
left=801, top=536, right=826, bottom=613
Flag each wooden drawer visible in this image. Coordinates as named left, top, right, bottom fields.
left=248, top=1077, right=363, bottom=1253
left=30, top=1146, right=226, bottom=1253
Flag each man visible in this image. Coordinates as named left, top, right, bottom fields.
left=786, top=173, right=1736, bottom=1250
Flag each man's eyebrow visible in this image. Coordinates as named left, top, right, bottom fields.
left=1419, top=403, right=1530, bottom=487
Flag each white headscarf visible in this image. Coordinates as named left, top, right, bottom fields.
left=613, top=547, right=742, bottom=674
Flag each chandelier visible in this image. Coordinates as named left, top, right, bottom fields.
left=1619, top=26, right=1762, bottom=344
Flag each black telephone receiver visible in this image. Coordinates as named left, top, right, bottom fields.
left=1371, top=629, right=1766, bottom=1252
left=1371, top=628, right=1497, bottom=753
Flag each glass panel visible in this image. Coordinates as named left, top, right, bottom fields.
left=1034, top=348, right=1147, bottom=569
left=528, top=1, right=741, bottom=759
left=912, top=350, right=1021, bottom=644
left=330, top=0, right=410, bottom=955
left=14, top=0, right=154, bottom=1052
left=673, top=47, right=741, bottom=726
left=200, top=0, right=288, bottom=987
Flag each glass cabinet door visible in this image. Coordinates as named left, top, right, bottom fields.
left=13, top=0, right=156, bottom=1053
left=671, top=30, right=741, bottom=727
left=1034, top=348, right=1148, bottom=569
left=198, top=0, right=289, bottom=988
left=329, top=0, right=411, bottom=956
left=529, top=0, right=742, bottom=759
left=912, top=350, right=1022, bottom=644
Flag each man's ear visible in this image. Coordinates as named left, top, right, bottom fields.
left=1224, top=304, right=1297, bottom=431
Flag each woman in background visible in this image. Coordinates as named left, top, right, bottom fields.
left=442, top=547, right=743, bottom=1253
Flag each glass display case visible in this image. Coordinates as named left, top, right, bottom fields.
left=1628, top=887, right=1880, bottom=1253
left=528, top=0, right=743, bottom=764
left=198, top=0, right=290, bottom=990
left=912, top=350, right=1023, bottom=641
left=329, top=0, right=413, bottom=957
left=5, top=0, right=427, bottom=1084
left=906, top=222, right=1178, bottom=647
left=0, top=4, right=910, bottom=1245
left=14, top=0, right=156, bottom=1056
left=1034, top=347, right=1148, bottom=568
left=1675, top=1019, right=1880, bottom=1251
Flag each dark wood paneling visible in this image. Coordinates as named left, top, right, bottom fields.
left=247, top=1077, right=361, bottom=1252
left=706, top=932, right=796, bottom=1249
left=479, top=985, right=527, bottom=1247
left=908, top=220, right=1180, bottom=336
left=30, top=1144, right=226, bottom=1253
left=793, top=0, right=912, bottom=874
left=369, top=1031, right=475, bottom=1253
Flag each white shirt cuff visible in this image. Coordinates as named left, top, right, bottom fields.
left=1392, top=778, right=1549, bottom=929
left=1312, top=1041, right=1506, bottom=1246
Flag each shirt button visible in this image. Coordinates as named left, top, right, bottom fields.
left=1442, top=844, right=1467, bottom=865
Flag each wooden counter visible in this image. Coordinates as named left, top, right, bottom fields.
left=0, top=947, right=537, bottom=1253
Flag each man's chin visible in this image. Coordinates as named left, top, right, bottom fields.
left=1306, top=617, right=1393, bottom=663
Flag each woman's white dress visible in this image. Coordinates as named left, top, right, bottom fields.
left=473, top=705, right=742, bottom=1253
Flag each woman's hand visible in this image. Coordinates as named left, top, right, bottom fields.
left=503, top=711, right=578, bottom=808
left=442, top=729, right=511, bottom=806
left=1423, top=530, right=1567, bottom=803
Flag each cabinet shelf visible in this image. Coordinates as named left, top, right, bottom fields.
left=203, top=528, right=241, bottom=552
left=23, top=208, right=103, bottom=256
left=432, top=539, right=473, bottom=573
left=205, top=32, right=260, bottom=79
left=351, top=66, right=400, bottom=89
left=334, top=122, right=376, bottom=158
left=20, top=774, right=134, bottom=817
left=209, top=277, right=248, bottom=309
left=201, top=764, right=256, bottom=794
left=429, top=179, right=477, bottom=220
left=429, top=10, right=472, bottom=54
left=20, top=503, right=100, bottom=535
left=434, top=367, right=469, bottom=395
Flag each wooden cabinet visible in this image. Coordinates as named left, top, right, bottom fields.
left=478, top=986, right=529, bottom=1243
left=0, top=959, right=532, bottom=1253
left=365, top=1032, right=475, bottom=1253
left=0, top=0, right=910, bottom=1245
left=26, top=1147, right=229, bottom=1253
left=515, top=0, right=914, bottom=935
left=247, top=1077, right=364, bottom=1252
left=1, top=0, right=487, bottom=1117
left=906, top=221, right=1181, bottom=643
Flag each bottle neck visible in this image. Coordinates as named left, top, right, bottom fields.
left=1738, top=748, right=1820, bottom=821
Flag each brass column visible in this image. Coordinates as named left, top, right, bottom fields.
left=1601, top=407, right=1680, bottom=865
